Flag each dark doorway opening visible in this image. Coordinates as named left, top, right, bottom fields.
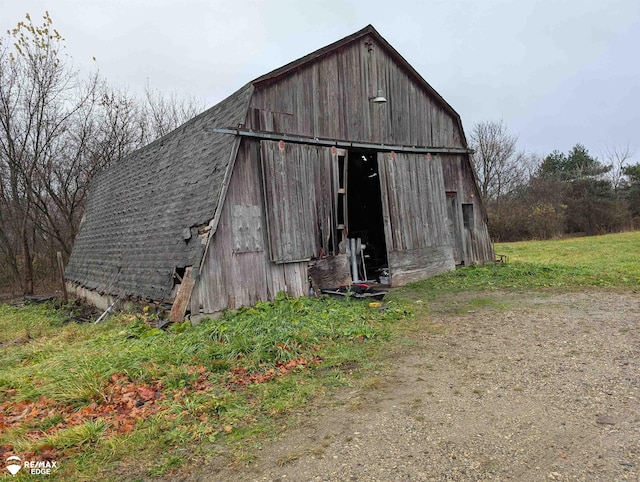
left=346, top=149, right=388, bottom=279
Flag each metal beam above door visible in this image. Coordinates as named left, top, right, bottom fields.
left=206, top=127, right=474, bottom=155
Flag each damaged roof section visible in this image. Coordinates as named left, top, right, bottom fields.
left=65, top=84, right=254, bottom=301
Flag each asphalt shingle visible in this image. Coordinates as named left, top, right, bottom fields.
left=65, top=83, right=254, bottom=301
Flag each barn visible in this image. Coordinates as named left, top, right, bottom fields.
left=65, top=25, right=494, bottom=319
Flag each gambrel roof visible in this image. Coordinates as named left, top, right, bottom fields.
left=65, top=25, right=469, bottom=301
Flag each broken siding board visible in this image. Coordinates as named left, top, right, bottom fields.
left=419, top=157, right=433, bottom=246
left=169, top=267, right=195, bottom=322
left=427, top=155, right=450, bottom=246
left=302, top=148, right=318, bottom=256
left=283, top=262, right=307, bottom=297
left=327, top=55, right=341, bottom=139
left=315, top=149, right=333, bottom=254
left=346, top=44, right=362, bottom=140
left=403, top=155, right=419, bottom=249
left=419, top=157, right=436, bottom=246
left=400, top=155, right=416, bottom=249
left=331, top=149, right=340, bottom=253
left=445, top=193, right=464, bottom=264
left=359, top=41, right=372, bottom=141
left=388, top=153, right=404, bottom=250
left=417, top=156, right=433, bottom=246
left=441, top=155, right=459, bottom=193
left=198, top=222, right=231, bottom=314
left=409, top=81, right=419, bottom=145
left=378, top=152, right=400, bottom=251
left=377, top=154, right=394, bottom=260
left=299, top=149, right=312, bottom=257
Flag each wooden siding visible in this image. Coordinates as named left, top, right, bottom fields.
left=440, top=154, right=494, bottom=264
left=378, top=151, right=455, bottom=285
left=260, top=141, right=335, bottom=263
left=245, top=34, right=493, bottom=276
left=248, top=35, right=463, bottom=149
left=192, top=139, right=308, bottom=314
left=446, top=192, right=464, bottom=264
left=192, top=31, right=492, bottom=312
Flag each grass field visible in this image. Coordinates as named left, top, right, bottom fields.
left=497, top=231, right=640, bottom=283
left=1, top=231, right=638, bottom=480
left=399, top=231, right=640, bottom=300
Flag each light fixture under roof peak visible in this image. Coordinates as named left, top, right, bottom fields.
left=369, top=89, right=387, bottom=103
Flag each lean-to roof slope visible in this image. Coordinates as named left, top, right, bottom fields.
left=65, top=84, right=253, bottom=300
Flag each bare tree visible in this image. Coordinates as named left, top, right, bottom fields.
left=603, top=143, right=636, bottom=193
left=0, top=12, right=204, bottom=294
left=142, top=81, right=203, bottom=140
left=0, top=12, right=88, bottom=293
left=469, top=120, right=532, bottom=203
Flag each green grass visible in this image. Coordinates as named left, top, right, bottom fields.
left=0, top=294, right=409, bottom=481
left=398, top=231, right=640, bottom=302
left=497, top=231, right=640, bottom=282
left=1, top=231, right=639, bottom=480
left=0, top=303, right=68, bottom=344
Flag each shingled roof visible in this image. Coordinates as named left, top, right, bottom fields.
left=66, top=24, right=470, bottom=303
left=65, top=83, right=254, bottom=300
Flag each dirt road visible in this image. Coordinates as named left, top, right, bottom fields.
left=185, top=290, right=640, bottom=481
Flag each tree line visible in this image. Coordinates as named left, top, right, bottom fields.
left=0, top=13, right=202, bottom=295
left=470, top=120, right=638, bottom=242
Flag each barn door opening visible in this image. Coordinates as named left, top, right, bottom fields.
left=346, top=149, right=388, bottom=281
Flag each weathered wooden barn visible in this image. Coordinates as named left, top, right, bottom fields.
left=65, top=25, right=493, bottom=317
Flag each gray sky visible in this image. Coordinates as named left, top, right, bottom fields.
left=2, top=0, right=639, bottom=161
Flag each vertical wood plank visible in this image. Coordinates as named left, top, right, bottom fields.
left=170, top=267, right=195, bottom=322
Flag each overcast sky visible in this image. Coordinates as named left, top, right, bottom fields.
left=2, top=0, right=639, bottom=161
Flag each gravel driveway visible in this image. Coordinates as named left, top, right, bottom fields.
left=187, top=290, right=640, bottom=481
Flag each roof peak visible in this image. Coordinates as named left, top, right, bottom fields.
left=251, top=24, right=383, bottom=86
left=250, top=24, right=461, bottom=127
